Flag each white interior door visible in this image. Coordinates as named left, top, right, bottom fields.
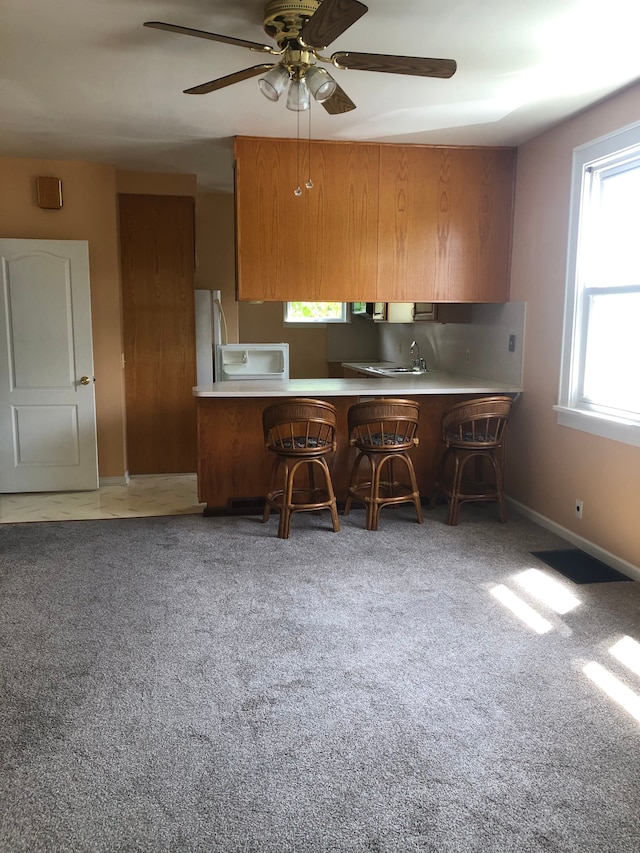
left=0, top=239, right=98, bottom=492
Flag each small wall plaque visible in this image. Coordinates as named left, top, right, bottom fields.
left=36, top=177, right=63, bottom=209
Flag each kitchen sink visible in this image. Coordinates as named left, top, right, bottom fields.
left=364, top=365, right=428, bottom=377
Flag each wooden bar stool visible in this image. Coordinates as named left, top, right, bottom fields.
left=262, top=398, right=340, bottom=539
left=344, top=398, right=423, bottom=531
left=429, top=395, right=514, bottom=525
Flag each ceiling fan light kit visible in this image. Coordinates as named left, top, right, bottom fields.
left=286, top=77, right=311, bottom=111
left=257, top=64, right=290, bottom=101
left=143, top=0, right=456, bottom=114
left=304, top=65, right=337, bottom=102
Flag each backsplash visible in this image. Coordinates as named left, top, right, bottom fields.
left=243, top=300, right=525, bottom=384
left=377, top=302, right=526, bottom=385
left=326, top=314, right=379, bottom=362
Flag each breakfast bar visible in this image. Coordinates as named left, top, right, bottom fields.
left=193, top=370, right=522, bottom=514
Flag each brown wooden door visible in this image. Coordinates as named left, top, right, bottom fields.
left=119, top=194, right=197, bottom=474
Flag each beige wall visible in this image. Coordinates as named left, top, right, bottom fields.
left=195, top=192, right=239, bottom=344
left=507, top=81, right=640, bottom=570
left=0, top=157, right=127, bottom=478
left=117, top=171, right=197, bottom=196
left=238, top=302, right=330, bottom=379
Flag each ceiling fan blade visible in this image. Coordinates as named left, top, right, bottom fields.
left=144, top=22, right=275, bottom=54
left=184, top=64, right=276, bottom=94
left=322, top=83, right=356, bottom=114
left=299, top=0, right=368, bottom=50
left=332, top=52, right=457, bottom=78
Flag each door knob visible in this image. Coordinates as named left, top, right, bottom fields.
left=80, top=376, right=91, bottom=385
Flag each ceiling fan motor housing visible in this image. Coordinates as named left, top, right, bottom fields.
left=263, top=0, right=321, bottom=46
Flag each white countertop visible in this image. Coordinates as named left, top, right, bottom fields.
left=193, top=369, right=522, bottom=398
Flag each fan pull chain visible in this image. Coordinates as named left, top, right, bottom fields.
left=294, top=109, right=303, bottom=197
left=305, top=104, right=313, bottom=190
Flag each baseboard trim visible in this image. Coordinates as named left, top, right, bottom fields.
left=507, top=497, right=640, bottom=582
left=99, top=473, right=130, bottom=487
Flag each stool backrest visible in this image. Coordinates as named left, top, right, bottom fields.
left=263, top=398, right=337, bottom=455
left=348, top=398, right=420, bottom=450
left=442, top=396, right=513, bottom=448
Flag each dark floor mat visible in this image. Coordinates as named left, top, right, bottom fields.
left=531, top=549, right=633, bottom=584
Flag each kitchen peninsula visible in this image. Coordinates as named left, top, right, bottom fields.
left=194, top=372, right=522, bottom=514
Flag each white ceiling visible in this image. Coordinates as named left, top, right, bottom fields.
left=3, top=0, right=640, bottom=192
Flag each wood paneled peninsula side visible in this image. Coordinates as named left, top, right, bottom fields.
left=194, top=376, right=522, bottom=514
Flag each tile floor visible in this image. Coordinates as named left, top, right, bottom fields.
left=0, top=475, right=205, bottom=524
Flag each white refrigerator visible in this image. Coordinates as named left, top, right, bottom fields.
left=194, top=289, right=223, bottom=384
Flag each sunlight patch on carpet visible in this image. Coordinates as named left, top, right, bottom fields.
left=583, top=661, right=640, bottom=723
left=610, top=636, right=640, bottom=679
left=490, top=584, right=553, bottom=634
left=513, top=568, right=581, bottom=614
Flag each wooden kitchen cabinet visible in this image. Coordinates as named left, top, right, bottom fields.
left=377, top=145, right=516, bottom=302
left=234, top=136, right=516, bottom=304
left=234, top=136, right=379, bottom=301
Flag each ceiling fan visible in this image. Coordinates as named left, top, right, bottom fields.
left=144, top=0, right=457, bottom=114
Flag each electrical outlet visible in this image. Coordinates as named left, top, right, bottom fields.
left=465, top=349, right=470, bottom=364
left=509, top=334, right=516, bottom=352
left=575, top=499, right=583, bottom=519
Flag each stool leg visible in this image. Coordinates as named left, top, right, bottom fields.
left=274, top=458, right=290, bottom=538
left=273, top=457, right=340, bottom=538
left=447, top=452, right=464, bottom=525
left=368, top=454, right=382, bottom=531
left=373, top=454, right=423, bottom=528
left=342, top=452, right=362, bottom=515
left=319, top=457, right=340, bottom=533
left=488, top=450, right=508, bottom=522
left=344, top=451, right=365, bottom=516
left=278, top=509, right=289, bottom=539
left=402, top=453, right=424, bottom=524
left=279, top=458, right=303, bottom=539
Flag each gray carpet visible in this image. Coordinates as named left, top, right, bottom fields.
left=1, top=505, right=639, bottom=852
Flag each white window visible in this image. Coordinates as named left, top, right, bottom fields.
left=283, top=302, right=348, bottom=324
left=556, top=121, right=640, bottom=447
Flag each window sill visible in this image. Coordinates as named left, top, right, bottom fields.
left=283, top=321, right=350, bottom=328
left=554, top=405, right=640, bottom=448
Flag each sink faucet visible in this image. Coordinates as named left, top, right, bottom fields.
left=410, top=340, right=428, bottom=372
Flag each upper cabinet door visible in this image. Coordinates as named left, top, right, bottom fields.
left=235, top=137, right=379, bottom=302
left=377, top=146, right=516, bottom=302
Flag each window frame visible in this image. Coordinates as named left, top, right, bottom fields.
left=555, top=120, right=640, bottom=448
left=283, top=302, right=350, bottom=326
